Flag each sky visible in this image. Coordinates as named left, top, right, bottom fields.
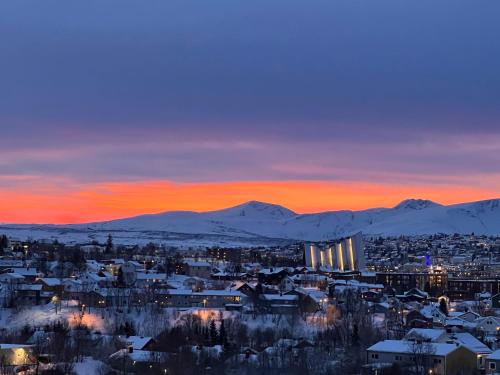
left=1, top=0, right=500, bottom=223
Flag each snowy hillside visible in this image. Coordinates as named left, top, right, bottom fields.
left=80, top=201, right=296, bottom=236
left=76, top=198, right=500, bottom=240
left=2, top=198, right=500, bottom=245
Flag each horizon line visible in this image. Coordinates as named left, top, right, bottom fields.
left=3, top=196, right=500, bottom=226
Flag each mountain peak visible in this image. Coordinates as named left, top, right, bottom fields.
left=218, top=200, right=297, bottom=218
left=394, top=199, right=442, bottom=210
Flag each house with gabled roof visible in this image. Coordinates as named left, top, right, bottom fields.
left=367, top=339, right=477, bottom=375
left=476, top=316, right=500, bottom=335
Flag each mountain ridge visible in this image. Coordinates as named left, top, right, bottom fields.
left=2, top=198, right=500, bottom=246
left=68, top=197, right=500, bottom=240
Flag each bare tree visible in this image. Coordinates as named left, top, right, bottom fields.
left=407, top=335, right=436, bottom=375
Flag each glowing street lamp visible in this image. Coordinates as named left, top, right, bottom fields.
left=81, top=303, right=86, bottom=316
left=52, top=295, right=59, bottom=314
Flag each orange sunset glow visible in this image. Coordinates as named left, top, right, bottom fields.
left=0, top=180, right=497, bottom=224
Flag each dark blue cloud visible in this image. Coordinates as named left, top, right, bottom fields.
left=0, top=0, right=499, bottom=184
left=2, top=1, right=499, bottom=134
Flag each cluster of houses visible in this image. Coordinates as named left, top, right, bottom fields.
left=0, top=259, right=335, bottom=313
left=362, top=287, right=500, bottom=374
left=0, top=238, right=499, bottom=374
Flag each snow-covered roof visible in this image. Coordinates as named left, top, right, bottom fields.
left=451, top=333, right=492, bottom=354
left=488, top=350, right=500, bottom=360
left=456, top=311, right=480, bottom=319
left=184, top=260, right=211, bottom=267
left=361, top=271, right=376, bottom=277
left=166, top=289, right=243, bottom=297
left=95, top=288, right=132, bottom=297
left=39, top=278, right=62, bottom=286
left=420, top=304, right=445, bottom=319
left=10, top=267, right=38, bottom=276
left=444, top=317, right=468, bottom=326
left=0, top=260, right=24, bottom=267
left=16, top=284, right=43, bottom=291
left=0, top=272, right=24, bottom=280
left=196, top=290, right=243, bottom=297
left=122, top=261, right=143, bottom=269
left=401, top=288, right=429, bottom=298
left=258, top=267, right=286, bottom=275
left=261, top=294, right=298, bottom=301
left=405, top=328, right=446, bottom=342
left=292, top=273, right=328, bottom=282
left=212, top=271, right=247, bottom=277
left=86, top=272, right=115, bottom=282
left=331, top=279, right=384, bottom=290
left=230, top=281, right=248, bottom=290
left=292, top=288, right=328, bottom=302
left=119, top=335, right=153, bottom=350
left=367, top=340, right=461, bottom=356
left=109, top=349, right=166, bottom=362
left=0, top=344, right=33, bottom=349
left=136, top=272, right=166, bottom=280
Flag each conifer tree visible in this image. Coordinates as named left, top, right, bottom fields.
left=209, top=320, right=218, bottom=345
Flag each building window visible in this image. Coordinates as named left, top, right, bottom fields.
left=395, top=355, right=402, bottom=361
left=490, top=362, right=496, bottom=370
left=434, top=358, right=442, bottom=364
left=371, top=354, right=378, bottom=359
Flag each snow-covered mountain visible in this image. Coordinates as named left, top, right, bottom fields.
left=75, top=198, right=500, bottom=240
left=2, top=198, right=500, bottom=246
left=79, top=201, right=297, bottom=237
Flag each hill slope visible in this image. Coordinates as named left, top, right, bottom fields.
left=72, top=198, right=500, bottom=240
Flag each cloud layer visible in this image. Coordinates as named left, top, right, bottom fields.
left=1, top=0, right=499, bottom=222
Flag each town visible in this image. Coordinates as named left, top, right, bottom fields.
left=3, top=0, right=499, bottom=373
left=0, top=232, right=498, bottom=374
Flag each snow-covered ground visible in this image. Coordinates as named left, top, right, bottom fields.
left=72, top=357, right=107, bottom=375
left=0, top=225, right=287, bottom=248
left=0, top=301, right=108, bottom=333
left=0, top=303, right=322, bottom=338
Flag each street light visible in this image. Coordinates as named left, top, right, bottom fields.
left=52, top=296, right=59, bottom=314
